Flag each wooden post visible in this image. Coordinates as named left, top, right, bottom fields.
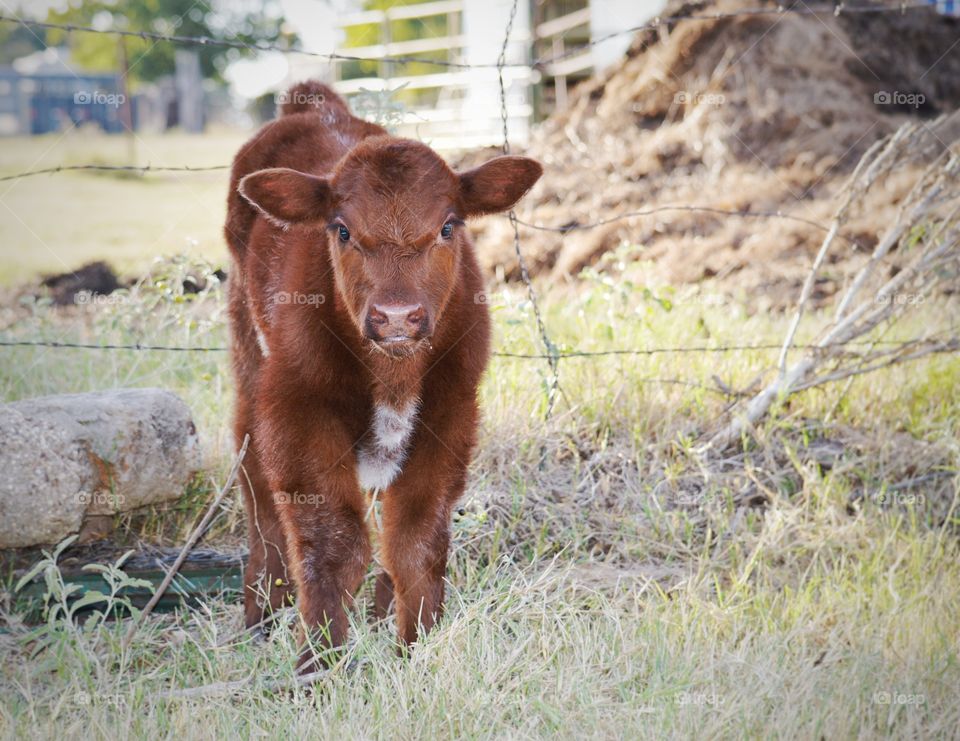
left=552, top=36, right=567, bottom=111
left=381, top=11, right=393, bottom=80
left=117, top=37, right=136, bottom=164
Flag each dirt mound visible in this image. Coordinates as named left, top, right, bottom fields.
left=40, top=261, right=121, bottom=306
left=474, top=0, right=960, bottom=307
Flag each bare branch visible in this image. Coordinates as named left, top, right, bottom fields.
left=704, top=114, right=960, bottom=453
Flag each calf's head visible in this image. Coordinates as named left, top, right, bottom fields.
left=239, top=138, right=542, bottom=357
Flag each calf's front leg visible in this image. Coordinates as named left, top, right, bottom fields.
left=273, top=470, right=371, bottom=671
left=262, top=399, right=372, bottom=672
left=381, top=396, right=478, bottom=647
left=275, top=482, right=371, bottom=671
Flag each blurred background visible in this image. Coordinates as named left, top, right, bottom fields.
left=0, top=0, right=671, bottom=285
left=0, top=0, right=657, bottom=145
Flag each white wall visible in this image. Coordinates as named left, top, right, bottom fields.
left=462, top=0, right=534, bottom=147
left=590, top=0, right=668, bottom=71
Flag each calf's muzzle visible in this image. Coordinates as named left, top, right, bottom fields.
left=364, top=302, right=429, bottom=344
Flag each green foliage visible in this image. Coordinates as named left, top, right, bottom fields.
left=46, top=0, right=295, bottom=84
left=15, top=537, right=151, bottom=654
left=0, top=23, right=48, bottom=65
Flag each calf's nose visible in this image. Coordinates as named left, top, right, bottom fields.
left=366, top=303, right=427, bottom=340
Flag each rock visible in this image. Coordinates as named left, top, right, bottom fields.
left=0, top=389, right=202, bottom=548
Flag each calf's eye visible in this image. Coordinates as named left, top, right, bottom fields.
left=337, top=225, right=350, bottom=242
left=440, top=222, right=454, bottom=239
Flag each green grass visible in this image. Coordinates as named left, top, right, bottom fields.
left=0, top=257, right=957, bottom=738
left=0, top=130, right=958, bottom=737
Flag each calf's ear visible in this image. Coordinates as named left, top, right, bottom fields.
left=458, top=156, right=543, bottom=217
left=238, top=167, right=333, bottom=225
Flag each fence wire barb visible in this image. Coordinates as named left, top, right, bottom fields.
left=498, top=0, right=561, bottom=418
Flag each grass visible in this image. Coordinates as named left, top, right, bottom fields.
left=0, top=132, right=958, bottom=738
left=4, top=524, right=959, bottom=739
left=0, top=255, right=957, bottom=738
left=0, top=131, right=243, bottom=285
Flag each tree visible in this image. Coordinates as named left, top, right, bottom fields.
left=46, top=0, right=296, bottom=86
left=0, top=23, right=49, bottom=65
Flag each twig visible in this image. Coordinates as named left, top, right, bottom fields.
left=789, top=340, right=959, bottom=391
left=777, top=131, right=905, bottom=375
left=121, top=435, right=250, bottom=652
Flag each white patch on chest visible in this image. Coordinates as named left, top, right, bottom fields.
left=357, top=400, right=419, bottom=491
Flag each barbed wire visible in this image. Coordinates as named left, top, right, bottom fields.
left=2, top=337, right=954, bottom=357
left=0, top=159, right=854, bottom=240
left=0, top=164, right=229, bottom=183
left=0, top=157, right=867, bottom=244
left=0, top=160, right=884, bottom=248
left=0, top=3, right=935, bottom=71
left=0, top=161, right=864, bottom=246
left=1, top=338, right=954, bottom=403
left=512, top=206, right=855, bottom=242
left=498, top=0, right=562, bottom=418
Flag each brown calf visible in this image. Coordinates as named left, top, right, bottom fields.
left=224, top=81, right=542, bottom=669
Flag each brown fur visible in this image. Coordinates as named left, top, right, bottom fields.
left=224, top=81, right=542, bottom=669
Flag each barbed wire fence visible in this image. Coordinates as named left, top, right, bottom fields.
left=0, top=1, right=957, bottom=427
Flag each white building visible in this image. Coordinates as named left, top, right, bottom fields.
left=278, top=0, right=667, bottom=150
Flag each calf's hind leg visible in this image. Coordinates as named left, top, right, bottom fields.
left=238, top=437, right=292, bottom=633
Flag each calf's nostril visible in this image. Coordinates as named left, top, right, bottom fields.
left=368, top=306, right=388, bottom=326
left=406, top=306, right=425, bottom=326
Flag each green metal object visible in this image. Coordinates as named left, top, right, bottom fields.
left=13, top=548, right=246, bottom=621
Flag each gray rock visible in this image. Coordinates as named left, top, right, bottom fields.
left=0, top=389, right=202, bottom=548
